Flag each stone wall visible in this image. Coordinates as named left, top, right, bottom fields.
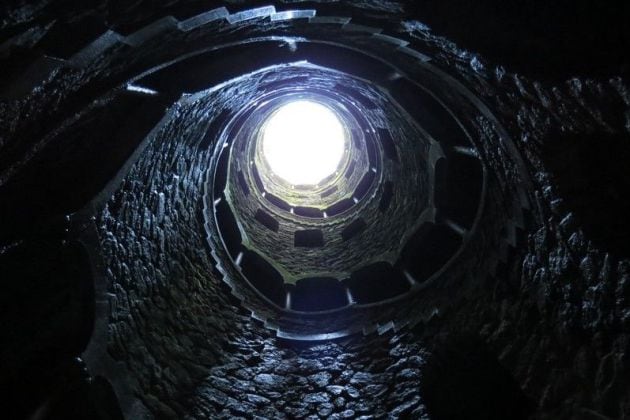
left=1, top=1, right=629, bottom=419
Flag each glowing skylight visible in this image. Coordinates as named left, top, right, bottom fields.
left=261, top=100, right=346, bottom=185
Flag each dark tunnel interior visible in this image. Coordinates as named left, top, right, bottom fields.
left=1, top=1, right=629, bottom=419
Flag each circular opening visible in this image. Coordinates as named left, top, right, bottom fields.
left=261, top=100, right=346, bottom=186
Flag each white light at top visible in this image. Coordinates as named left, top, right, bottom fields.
left=261, top=100, right=346, bottom=186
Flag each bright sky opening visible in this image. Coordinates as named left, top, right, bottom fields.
left=262, top=100, right=346, bottom=185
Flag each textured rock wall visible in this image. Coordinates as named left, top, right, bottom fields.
left=97, top=25, right=630, bottom=419
left=401, top=22, right=630, bottom=419
left=96, top=75, right=431, bottom=417
left=1, top=1, right=629, bottom=419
